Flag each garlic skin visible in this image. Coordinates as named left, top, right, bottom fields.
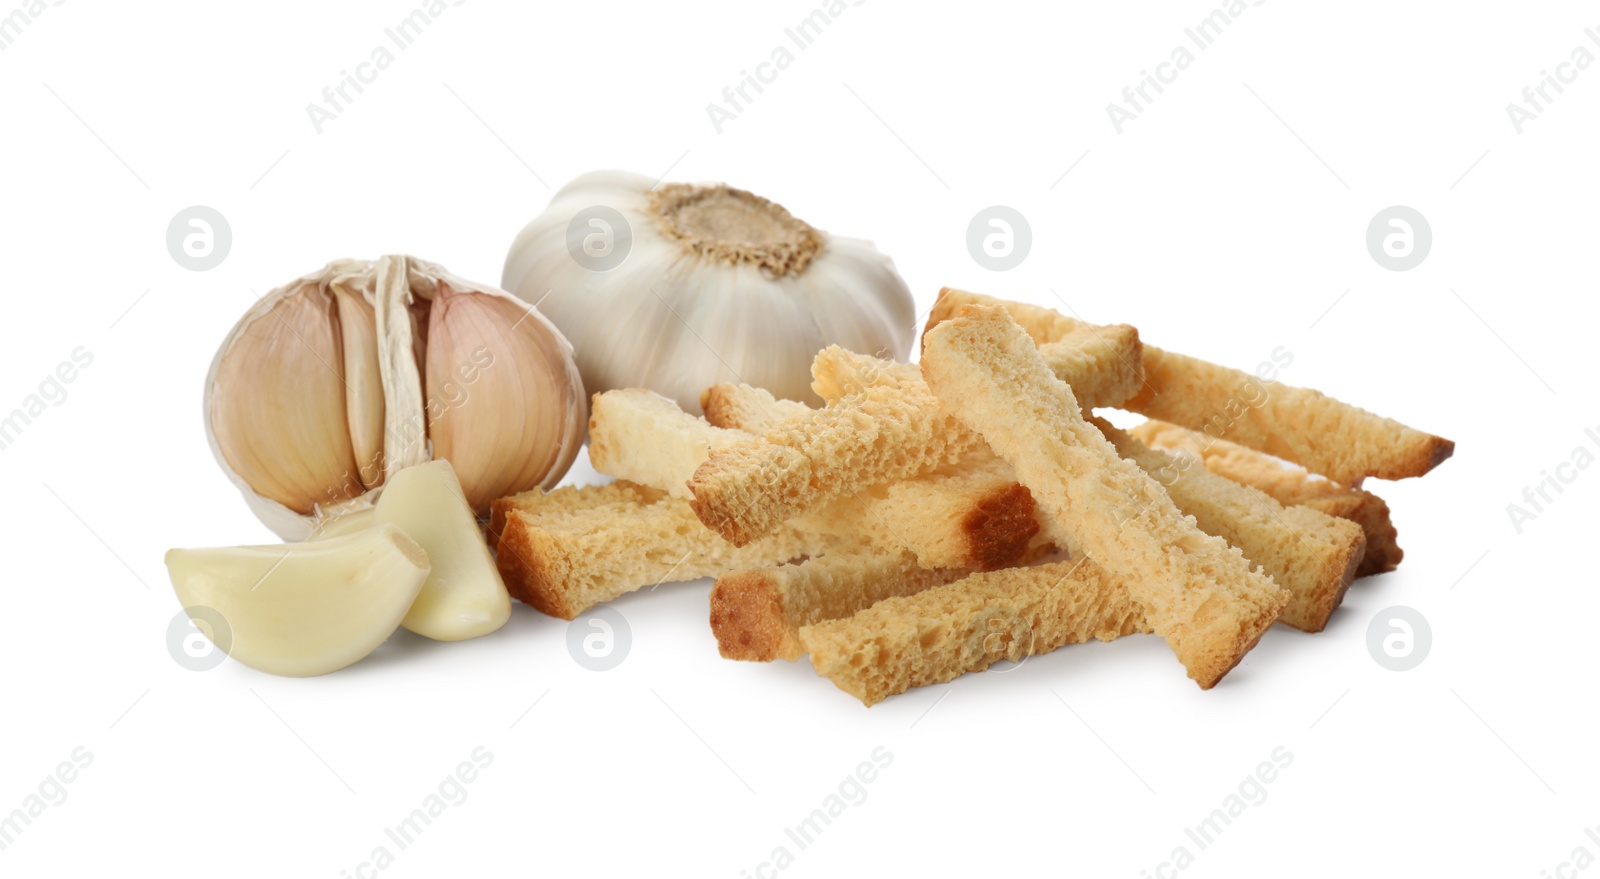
left=164, top=524, right=431, bottom=678
left=205, top=256, right=586, bottom=539
left=502, top=171, right=916, bottom=414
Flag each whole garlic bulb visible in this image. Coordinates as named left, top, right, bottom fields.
left=205, top=255, right=586, bottom=540
left=502, top=171, right=916, bottom=414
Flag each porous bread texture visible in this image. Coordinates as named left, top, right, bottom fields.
left=1092, top=417, right=1365, bottom=632
left=495, top=487, right=830, bottom=620
left=861, top=459, right=1043, bottom=571
left=799, top=559, right=1150, bottom=706
left=699, top=382, right=1043, bottom=570
left=920, top=306, right=1288, bottom=689
left=701, top=383, right=812, bottom=434
left=687, top=376, right=985, bottom=547
left=588, top=389, right=746, bottom=498
left=1133, top=420, right=1402, bottom=576
left=924, top=287, right=1454, bottom=484
left=488, top=480, right=664, bottom=548
left=811, top=337, right=1142, bottom=411
left=710, top=548, right=965, bottom=662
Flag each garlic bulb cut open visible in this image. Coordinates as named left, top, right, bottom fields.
left=373, top=459, right=511, bottom=642
left=164, top=524, right=430, bottom=677
left=502, top=171, right=916, bottom=414
left=205, top=256, right=586, bottom=539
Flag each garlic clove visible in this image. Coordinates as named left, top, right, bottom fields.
left=374, top=459, right=510, bottom=641
left=426, top=282, right=585, bottom=513
left=210, top=284, right=363, bottom=514
left=308, top=506, right=376, bottom=539
left=331, top=283, right=385, bottom=490
left=164, top=524, right=430, bottom=677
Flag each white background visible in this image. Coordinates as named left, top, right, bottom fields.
left=2, top=1, right=1596, bottom=876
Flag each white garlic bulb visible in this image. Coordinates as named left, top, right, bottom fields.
left=502, top=171, right=916, bottom=414
left=205, top=255, right=586, bottom=540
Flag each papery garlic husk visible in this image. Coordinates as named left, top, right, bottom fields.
left=502, top=170, right=916, bottom=414
left=206, top=256, right=586, bottom=539
left=164, top=524, right=431, bottom=677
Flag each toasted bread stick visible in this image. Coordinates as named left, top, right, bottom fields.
left=921, top=306, right=1287, bottom=689
left=494, top=485, right=831, bottom=619
left=488, top=480, right=665, bottom=550
left=810, top=334, right=1143, bottom=411
left=711, top=548, right=965, bottom=662
left=701, top=383, right=812, bottom=434
left=588, top=389, right=746, bottom=498
left=688, top=375, right=984, bottom=547
left=799, top=558, right=1150, bottom=706
left=1091, top=416, right=1365, bottom=632
left=1133, top=420, right=1402, bottom=576
left=698, top=384, right=1045, bottom=570
left=924, top=288, right=1454, bottom=484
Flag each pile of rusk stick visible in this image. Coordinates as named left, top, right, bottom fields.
left=487, top=289, right=1454, bottom=705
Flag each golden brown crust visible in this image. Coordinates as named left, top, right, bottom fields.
left=799, top=559, right=1151, bottom=706
left=920, top=305, right=1287, bottom=689
left=709, top=548, right=964, bottom=662
left=487, top=481, right=664, bottom=550
left=494, top=494, right=829, bottom=620
left=961, top=482, right=1041, bottom=571
left=1133, top=419, right=1403, bottom=577
left=709, top=570, right=792, bottom=661
left=926, top=288, right=1454, bottom=484
left=687, top=367, right=983, bottom=546
left=1092, top=417, right=1366, bottom=633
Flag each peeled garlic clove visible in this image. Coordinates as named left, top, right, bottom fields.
left=426, top=282, right=585, bottom=512
left=332, top=283, right=385, bottom=489
left=210, top=284, right=363, bottom=514
left=164, top=524, right=430, bottom=677
left=308, top=507, right=376, bottom=539
left=374, top=459, right=510, bottom=641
